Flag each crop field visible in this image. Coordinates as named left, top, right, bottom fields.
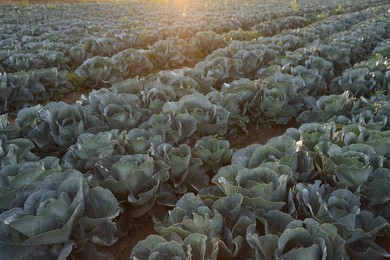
left=0, top=0, right=389, bottom=259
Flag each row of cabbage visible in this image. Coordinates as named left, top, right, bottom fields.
left=0, top=0, right=387, bottom=114
left=0, top=3, right=389, bottom=260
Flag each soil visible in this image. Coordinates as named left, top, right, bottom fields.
left=58, top=89, right=88, bottom=105
left=228, top=120, right=301, bottom=149
left=97, top=224, right=157, bottom=259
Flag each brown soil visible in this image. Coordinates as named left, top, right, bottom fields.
left=228, top=120, right=301, bottom=148
left=98, top=224, right=157, bottom=259
left=59, top=89, right=87, bottom=104
left=376, top=235, right=390, bottom=255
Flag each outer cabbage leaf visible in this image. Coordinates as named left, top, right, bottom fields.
left=279, top=149, right=316, bottom=182
left=350, top=95, right=390, bottom=131
left=207, top=80, right=259, bottom=132
left=15, top=105, right=41, bottom=137
left=232, top=49, right=264, bottom=79
left=110, top=78, right=143, bottom=95
left=0, top=72, right=13, bottom=113
left=253, top=210, right=296, bottom=238
left=335, top=124, right=370, bottom=146
left=87, top=37, right=119, bottom=57
left=195, top=56, right=242, bottom=89
left=154, top=70, right=199, bottom=98
left=333, top=68, right=376, bottom=96
left=316, top=44, right=351, bottom=71
left=77, top=187, right=122, bottom=247
left=0, top=114, right=20, bottom=140
left=231, top=144, right=281, bottom=168
left=192, top=31, right=226, bottom=55
left=343, top=211, right=389, bottom=259
left=125, top=128, right=159, bottom=154
left=259, top=85, right=293, bottom=125
left=148, top=38, right=186, bottom=69
left=361, top=168, right=390, bottom=222
left=363, top=130, right=390, bottom=167
left=131, top=235, right=187, bottom=260
left=246, top=224, right=279, bottom=260
left=291, top=65, right=326, bottom=101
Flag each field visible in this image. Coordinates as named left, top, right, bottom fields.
left=0, top=0, right=389, bottom=259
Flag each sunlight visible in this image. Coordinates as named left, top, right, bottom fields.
left=173, top=0, right=189, bottom=11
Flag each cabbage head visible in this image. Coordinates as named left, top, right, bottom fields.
left=0, top=170, right=121, bottom=259
left=22, top=102, right=103, bottom=156
left=162, top=93, right=229, bottom=136
left=93, top=154, right=171, bottom=217
left=152, top=193, right=255, bottom=259
left=83, top=89, right=149, bottom=131
left=247, top=218, right=347, bottom=260
left=193, top=136, right=233, bottom=173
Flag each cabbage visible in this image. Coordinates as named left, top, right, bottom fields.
left=162, top=93, right=229, bottom=136
left=247, top=218, right=346, bottom=260
left=193, top=136, right=233, bottom=173
left=0, top=170, right=121, bottom=259
left=83, top=88, right=150, bottom=131
left=21, top=102, right=103, bottom=156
